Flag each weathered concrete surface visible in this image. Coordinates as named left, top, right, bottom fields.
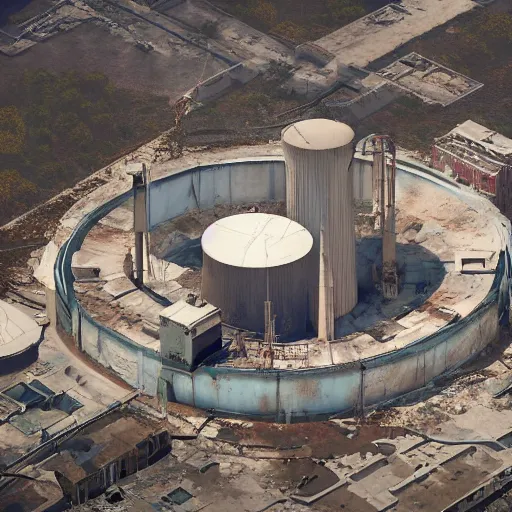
left=285, top=0, right=477, bottom=95
left=68, top=407, right=512, bottom=512
left=0, top=323, right=130, bottom=468
left=165, top=0, right=294, bottom=66
left=315, top=0, right=476, bottom=68
left=0, top=300, right=41, bottom=359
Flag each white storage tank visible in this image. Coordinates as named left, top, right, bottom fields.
left=282, top=119, right=357, bottom=330
left=201, top=213, right=313, bottom=338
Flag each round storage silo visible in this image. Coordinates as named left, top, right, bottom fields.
left=201, top=213, right=313, bottom=339
left=282, top=119, right=357, bottom=329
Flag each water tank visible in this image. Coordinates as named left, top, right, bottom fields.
left=282, top=119, right=357, bottom=329
left=201, top=213, right=313, bottom=338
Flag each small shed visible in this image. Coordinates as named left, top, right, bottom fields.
left=159, top=300, right=222, bottom=369
left=432, top=120, right=512, bottom=203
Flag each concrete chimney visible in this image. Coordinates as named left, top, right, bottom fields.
left=282, top=119, right=357, bottom=334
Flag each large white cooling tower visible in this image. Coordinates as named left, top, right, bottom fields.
left=282, top=119, right=357, bottom=332
left=201, top=213, right=313, bottom=338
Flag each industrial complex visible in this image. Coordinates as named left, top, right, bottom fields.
left=16, top=116, right=509, bottom=511
left=31, top=117, right=507, bottom=424
left=2, top=0, right=512, bottom=510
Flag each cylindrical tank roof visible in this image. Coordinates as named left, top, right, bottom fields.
left=201, top=213, right=313, bottom=269
left=282, top=119, right=354, bottom=150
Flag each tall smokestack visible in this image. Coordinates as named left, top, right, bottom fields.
left=282, top=119, right=357, bottom=333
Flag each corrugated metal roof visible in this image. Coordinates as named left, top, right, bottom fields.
left=160, top=300, right=219, bottom=329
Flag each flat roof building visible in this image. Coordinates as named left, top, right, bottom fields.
left=42, top=415, right=169, bottom=506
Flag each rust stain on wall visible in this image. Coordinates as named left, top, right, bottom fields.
left=295, top=379, right=319, bottom=399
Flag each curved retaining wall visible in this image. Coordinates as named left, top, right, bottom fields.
left=54, top=156, right=512, bottom=418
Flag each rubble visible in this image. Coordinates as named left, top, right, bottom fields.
left=1, top=1, right=511, bottom=511
left=59, top=393, right=512, bottom=512
left=377, top=53, right=483, bottom=106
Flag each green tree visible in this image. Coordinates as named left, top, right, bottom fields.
left=251, top=0, right=277, bottom=27
left=0, top=170, right=36, bottom=207
left=68, top=122, right=93, bottom=148
left=0, top=106, right=26, bottom=155
left=326, top=0, right=365, bottom=23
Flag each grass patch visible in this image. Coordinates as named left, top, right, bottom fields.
left=0, top=69, right=171, bottom=225
left=210, top=0, right=387, bottom=43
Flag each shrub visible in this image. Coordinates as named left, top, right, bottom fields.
left=271, top=21, right=308, bottom=43
left=0, top=106, right=26, bottom=155
left=250, top=0, right=277, bottom=27
left=235, top=0, right=277, bottom=28
left=0, top=170, right=36, bottom=207
left=200, top=20, right=219, bottom=39
left=326, top=0, right=365, bottom=24
left=265, top=60, right=293, bottom=82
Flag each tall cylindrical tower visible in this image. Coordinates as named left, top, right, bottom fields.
left=282, top=119, right=357, bottom=333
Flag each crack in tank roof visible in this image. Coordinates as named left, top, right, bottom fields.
left=201, top=213, right=313, bottom=268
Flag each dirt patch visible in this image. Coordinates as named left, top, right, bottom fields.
left=73, top=282, right=121, bottom=325
left=267, top=458, right=339, bottom=495
left=215, top=419, right=406, bottom=459
left=316, top=484, right=378, bottom=512
left=166, top=400, right=209, bottom=419
left=175, top=269, right=202, bottom=293
left=86, top=223, right=132, bottom=247
left=395, top=454, right=502, bottom=512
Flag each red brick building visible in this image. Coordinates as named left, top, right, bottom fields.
left=432, top=121, right=512, bottom=218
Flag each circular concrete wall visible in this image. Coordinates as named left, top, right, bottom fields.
left=52, top=149, right=510, bottom=420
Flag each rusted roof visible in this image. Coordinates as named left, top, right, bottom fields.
left=0, top=477, right=63, bottom=512
left=43, top=450, right=87, bottom=484
left=43, top=416, right=161, bottom=484
left=437, top=120, right=512, bottom=161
